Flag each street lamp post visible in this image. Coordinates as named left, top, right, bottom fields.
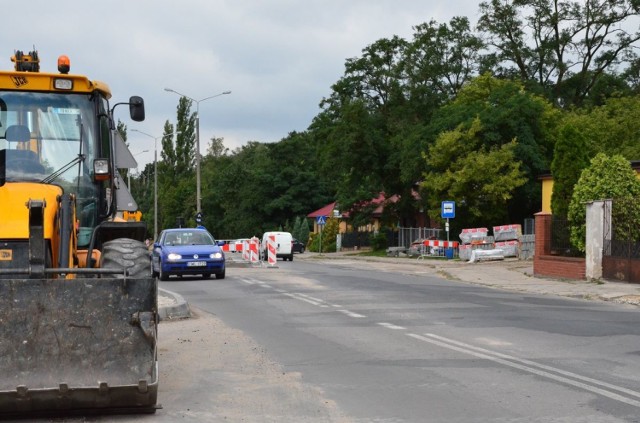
left=163, top=88, right=231, bottom=214
left=132, top=129, right=178, bottom=241
left=128, top=150, right=149, bottom=189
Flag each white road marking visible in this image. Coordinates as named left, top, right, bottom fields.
left=378, top=322, right=406, bottom=330
left=338, top=309, right=366, bottom=318
left=298, top=293, right=324, bottom=303
left=408, top=333, right=640, bottom=408
left=238, top=279, right=361, bottom=317
left=284, top=292, right=323, bottom=306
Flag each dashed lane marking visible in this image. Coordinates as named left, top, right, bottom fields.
left=377, top=322, right=406, bottom=330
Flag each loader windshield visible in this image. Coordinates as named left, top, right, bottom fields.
left=0, top=91, right=96, bottom=182
left=0, top=91, right=100, bottom=245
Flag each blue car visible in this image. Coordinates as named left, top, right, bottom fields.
left=152, top=228, right=225, bottom=280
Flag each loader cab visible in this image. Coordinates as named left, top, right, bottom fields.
left=0, top=88, right=140, bottom=248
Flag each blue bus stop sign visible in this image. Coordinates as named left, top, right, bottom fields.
left=441, top=201, right=455, bottom=219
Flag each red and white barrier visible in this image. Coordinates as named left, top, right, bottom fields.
left=242, top=240, right=250, bottom=261
left=266, top=234, right=277, bottom=267
left=249, top=237, right=260, bottom=264
left=221, top=241, right=245, bottom=253
left=422, top=240, right=459, bottom=248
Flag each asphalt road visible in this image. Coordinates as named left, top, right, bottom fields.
left=158, top=259, right=640, bottom=422
left=15, top=258, right=639, bottom=422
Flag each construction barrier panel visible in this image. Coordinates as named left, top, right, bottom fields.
left=220, top=241, right=246, bottom=253
left=249, top=237, right=260, bottom=264
left=417, top=240, right=459, bottom=259
left=266, top=234, right=277, bottom=267
left=242, top=240, right=250, bottom=261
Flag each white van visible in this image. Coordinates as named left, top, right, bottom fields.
left=261, top=231, right=294, bottom=261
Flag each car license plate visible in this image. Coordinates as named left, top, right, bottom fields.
left=187, top=261, right=206, bottom=267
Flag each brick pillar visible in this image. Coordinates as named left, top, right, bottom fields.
left=534, top=212, right=552, bottom=275
left=534, top=212, right=552, bottom=256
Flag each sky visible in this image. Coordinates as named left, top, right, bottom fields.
left=6, top=0, right=480, bottom=169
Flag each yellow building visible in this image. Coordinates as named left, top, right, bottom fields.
left=540, top=174, right=553, bottom=213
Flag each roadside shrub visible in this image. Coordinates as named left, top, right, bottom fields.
left=370, top=231, right=388, bottom=251
left=568, top=153, right=640, bottom=252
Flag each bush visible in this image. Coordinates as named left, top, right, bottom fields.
left=370, top=231, right=388, bottom=251
left=308, top=218, right=339, bottom=252
left=568, top=153, right=640, bottom=252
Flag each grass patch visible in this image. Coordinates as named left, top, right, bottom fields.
left=357, top=250, right=388, bottom=257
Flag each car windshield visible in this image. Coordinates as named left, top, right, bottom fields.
left=163, top=231, right=214, bottom=246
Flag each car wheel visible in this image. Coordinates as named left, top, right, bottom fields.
left=216, top=268, right=226, bottom=279
left=300, top=247, right=305, bottom=254
left=202, top=273, right=211, bottom=279
left=159, top=266, right=169, bottom=281
left=289, top=254, right=294, bottom=261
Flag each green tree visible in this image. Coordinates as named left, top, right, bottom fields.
left=422, top=118, right=527, bottom=230
left=299, top=217, right=310, bottom=245
left=427, top=74, right=559, bottom=224
left=291, top=216, right=302, bottom=242
left=386, top=17, right=486, bottom=214
left=316, top=36, right=409, bottom=225
left=309, top=217, right=339, bottom=253
left=206, top=136, right=229, bottom=158
left=568, top=153, right=640, bottom=252
left=478, top=0, right=640, bottom=107
left=561, top=96, right=640, bottom=160
left=550, top=124, right=592, bottom=219
left=404, top=17, right=484, bottom=103
left=157, top=97, right=197, bottom=231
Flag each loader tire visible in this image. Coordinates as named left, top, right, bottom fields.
left=100, top=238, right=152, bottom=278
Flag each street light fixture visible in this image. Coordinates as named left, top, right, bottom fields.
left=163, top=88, right=231, bottom=215
left=131, top=129, right=179, bottom=240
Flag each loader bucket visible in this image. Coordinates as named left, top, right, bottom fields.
left=0, top=277, right=158, bottom=417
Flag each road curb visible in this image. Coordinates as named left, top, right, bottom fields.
left=158, top=288, right=191, bottom=320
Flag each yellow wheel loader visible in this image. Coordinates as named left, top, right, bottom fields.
left=0, top=50, right=158, bottom=417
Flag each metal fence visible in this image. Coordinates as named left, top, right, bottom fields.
left=397, top=227, right=442, bottom=248
left=550, top=217, right=583, bottom=257
left=523, top=218, right=535, bottom=235
left=604, top=198, right=640, bottom=259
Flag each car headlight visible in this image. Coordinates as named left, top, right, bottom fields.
left=210, top=252, right=223, bottom=259
left=167, top=253, right=182, bottom=260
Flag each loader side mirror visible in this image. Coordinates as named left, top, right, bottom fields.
left=129, top=96, right=145, bottom=122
